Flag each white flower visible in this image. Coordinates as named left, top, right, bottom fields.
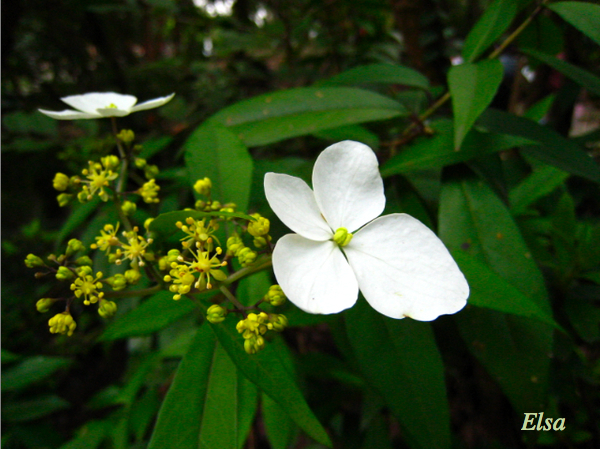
left=264, top=140, right=469, bottom=321
left=38, top=92, right=175, bottom=120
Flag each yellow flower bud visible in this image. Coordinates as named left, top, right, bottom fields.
left=193, top=177, right=212, bottom=196
left=117, top=129, right=135, bottom=143
left=56, top=266, right=75, bottom=281
left=237, top=247, right=257, bottom=267
left=36, top=298, right=54, bottom=313
left=57, top=193, right=73, bottom=207
left=98, top=299, right=118, bottom=318
left=248, top=214, right=270, bottom=237
left=121, top=200, right=137, bottom=216
left=66, top=239, right=84, bottom=255
left=124, top=269, right=141, bottom=285
left=101, top=155, right=120, bottom=171
left=264, top=285, right=286, bottom=306
left=53, top=173, right=70, bottom=191
left=207, top=304, right=228, bottom=324
left=25, top=254, right=45, bottom=268
left=75, top=256, right=93, bottom=266
left=48, top=311, right=77, bottom=336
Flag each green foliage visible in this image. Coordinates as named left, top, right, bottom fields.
left=3, top=1, right=600, bottom=448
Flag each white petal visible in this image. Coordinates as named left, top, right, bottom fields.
left=130, top=93, right=176, bottom=112
left=273, top=234, right=358, bottom=314
left=38, top=109, right=101, bottom=120
left=312, top=140, right=385, bottom=232
left=264, top=173, right=332, bottom=241
left=61, top=93, right=137, bottom=114
left=344, top=214, right=469, bottom=321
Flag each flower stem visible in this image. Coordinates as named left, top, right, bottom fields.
left=223, top=255, right=273, bottom=286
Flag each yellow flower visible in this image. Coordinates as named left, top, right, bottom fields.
left=115, top=227, right=153, bottom=267
left=137, top=179, right=160, bottom=203
left=80, top=159, right=119, bottom=202
left=70, top=267, right=104, bottom=305
left=91, top=223, right=121, bottom=255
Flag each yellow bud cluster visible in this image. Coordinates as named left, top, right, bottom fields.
left=193, top=177, right=212, bottom=196
left=264, top=285, right=286, bottom=306
left=248, top=214, right=270, bottom=237
left=137, top=179, right=160, bottom=204
left=98, top=299, right=118, bottom=318
left=48, top=312, right=77, bottom=337
left=207, top=304, right=228, bottom=323
left=236, top=312, right=288, bottom=354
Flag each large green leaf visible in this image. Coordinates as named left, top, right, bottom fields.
left=380, top=119, right=533, bottom=176
left=451, top=250, right=561, bottom=329
left=100, top=291, right=212, bottom=341
left=184, top=123, right=254, bottom=211
left=549, top=1, right=600, bottom=46
left=262, top=393, right=298, bottom=449
left=148, top=326, right=216, bottom=449
left=462, top=0, right=520, bottom=62
left=522, top=48, right=600, bottom=96
left=206, top=313, right=331, bottom=447
left=319, top=63, right=430, bottom=90
left=439, top=174, right=553, bottom=412
left=478, top=108, right=600, bottom=183
left=346, top=301, right=450, bottom=449
left=208, top=87, right=407, bottom=146
left=448, top=60, right=504, bottom=150
left=2, top=356, right=72, bottom=392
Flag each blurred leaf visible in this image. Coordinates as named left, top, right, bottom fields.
left=262, top=393, right=298, bottom=449
left=1, top=350, right=20, bottom=364
left=523, top=93, right=556, bottom=121
left=361, top=413, right=392, bottom=449
left=2, top=395, right=70, bottom=422
left=462, top=0, right=520, bottom=62
left=129, top=389, right=161, bottom=442
left=184, top=123, right=254, bottom=211
left=549, top=1, right=600, bottom=46
left=565, top=291, right=600, bottom=342
left=452, top=250, right=561, bottom=329
left=478, top=108, right=600, bottom=183
left=209, top=87, right=407, bottom=147
left=319, top=63, right=430, bottom=90
left=2, top=111, right=58, bottom=136
left=101, top=291, right=210, bottom=341
left=138, top=136, right=174, bottom=160
left=509, top=165, right=569, bottom=215
left=522, top=48, right=600, bottom=96
left=346, top=301, right=451, bottom=449
left=2, top=356, right=72, bottom=392
left=439, top=174, right=553, bottom=412
left=59, top=420, right=110, bottom=449
left=56, top=197, right=102, bottom=247
left=206, top=311, right=332, bottom=447
left=313, top=124, right=380, bottom=149
left=381, top=119, right=533, bottom=176
left=448, top=60, right=504, bottom=149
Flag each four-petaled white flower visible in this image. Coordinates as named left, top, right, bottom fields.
left=39, top=92, right=175, bottom=120
left=264, top=140, right=469, bottom=321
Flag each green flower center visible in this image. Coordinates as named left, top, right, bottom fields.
left=333, top=227, right=353, bottom=247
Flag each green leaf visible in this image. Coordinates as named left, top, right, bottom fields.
left=549, top=1, right=600, bottom=46
left=209, top=87, right=407, bottom=147
left=380, top=119, right=533, bottom=176
left=2, top=395, right=70, bottom=422
left=148, top=326, right=215, bottom=449
left=313, top=124, right=380, bottom=149
left=462, top=0, right=519, bottom=62
left=346, top=301, right=451, bottom=449
left=2, top=356, right=73, bottom=392
left=522, top=48, right=600, bottom=96
left=510, top=165, right=569, bottom=215
left=56, top=197, right=101, bottom=247
left=199, top=341, right=258, bottom=449
left=448, top=60, right=504, bottom=150
left=478, top=108, right=600, bottom=183
left=184, top=123, right=254, bottom=211
left=262, top=392, right=298, bottom=449
left=206, top=314, right=331, bottom=447
left=59, top=420, right=110, bottom=449
left=439, top=174, right=553, bottom=412
left=319, top=63, right=430, bottom=90
left=451, top=251, right=561, bottom=329
left=101, top=291, right=211, bottom=341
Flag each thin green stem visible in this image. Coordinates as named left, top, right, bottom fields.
left=223, top=255, right=273, bottom=286
left=220, top=285, right=246, bottom=311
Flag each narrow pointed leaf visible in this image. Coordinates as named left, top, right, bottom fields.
left=477, top=108, right=600, bottom=183
left=204, top=307, right=331, bottom=447
left=319, top=63, right=430, bottom=90
left=184, top=123, right=253, bottom=211
left=346, top=300, right=451, bottom=449
left=380, top=119, right=534, bottom=176
left=522, top=48, right=600, bottom=96
left=509, top=165, right=569, bottom=215
left=448, top=60, right=504, bottom=150
left=208, top=87, right=407, bottom=146
left=462, top=0, right=520, bottom=62
left=439, top=175, right=553, bottom=412
left=549, top=1, right=600, bottom=46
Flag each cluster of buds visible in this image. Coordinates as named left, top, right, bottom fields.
left=235, top=311, right=289, bottom=354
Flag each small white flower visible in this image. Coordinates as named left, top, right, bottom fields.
left=39, top=92, right=175, bottom=120
left=264, top=140, right=469, bottom=321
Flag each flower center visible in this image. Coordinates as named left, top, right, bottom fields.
left=333, top=227, right=353, bottom=247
